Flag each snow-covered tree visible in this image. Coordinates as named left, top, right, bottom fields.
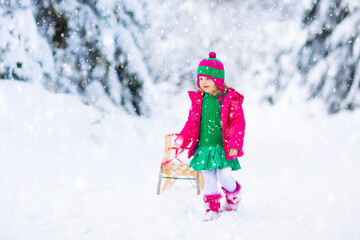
left=298, top=0, right=360, bottom=113
left=34, top=0, right=150, bottom=115
left=1, top=0, right=150, bottom=115
left=0, top=0, right=56, bottom=85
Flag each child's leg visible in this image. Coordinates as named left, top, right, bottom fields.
left=202, top=170, right=218, bottom=195
left=217, top=168, right=241, bottom=212
left=202, top=170, right=222, bottom=220
left=216, top=167, right=236, bottom=192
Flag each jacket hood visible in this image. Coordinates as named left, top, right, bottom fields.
left=188, top=90, right=203, bottom=103
left=225, top=87, right=244, bottom=104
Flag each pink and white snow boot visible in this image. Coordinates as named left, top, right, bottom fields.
left=221, top=181, right=241, bottom=212
left=203, top=193, right=222, bottom=221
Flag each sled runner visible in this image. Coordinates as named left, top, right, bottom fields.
left=157, top=133, right=204, bottom=195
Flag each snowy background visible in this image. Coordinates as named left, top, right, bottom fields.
left=1, top=0, right=360, bottom=239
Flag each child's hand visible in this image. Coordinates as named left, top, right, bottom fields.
left=229, top=148, right=238, bottom=156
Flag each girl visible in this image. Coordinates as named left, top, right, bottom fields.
left=174, top=52, right=245, bottom=221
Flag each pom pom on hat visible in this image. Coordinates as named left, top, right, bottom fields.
left=209, top=52, right=216, bottom=58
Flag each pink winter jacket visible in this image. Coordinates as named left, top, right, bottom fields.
left=175, top=87, right=245, bottom=160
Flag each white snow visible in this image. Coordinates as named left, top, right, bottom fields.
left=1, top=80, right=359, bottom=239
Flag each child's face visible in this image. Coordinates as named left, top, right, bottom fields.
left=199, top=77, right=219, bottom=95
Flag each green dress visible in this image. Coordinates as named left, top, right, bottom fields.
left=189, top=92, right=241, bottom=171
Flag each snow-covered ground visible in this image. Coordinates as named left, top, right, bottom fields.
left=1, top=80, right=360, bottom=240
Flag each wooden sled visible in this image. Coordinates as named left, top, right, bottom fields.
left=157, top=133, right=204, bottom=195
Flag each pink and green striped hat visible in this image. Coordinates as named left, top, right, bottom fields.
left=197, top=52, right=225, bottom=100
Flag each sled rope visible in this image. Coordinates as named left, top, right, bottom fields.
left=160, top=148, right=189, bottom=167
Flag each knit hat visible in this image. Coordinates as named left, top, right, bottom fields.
left=197, top=52, right=225, bottom=101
